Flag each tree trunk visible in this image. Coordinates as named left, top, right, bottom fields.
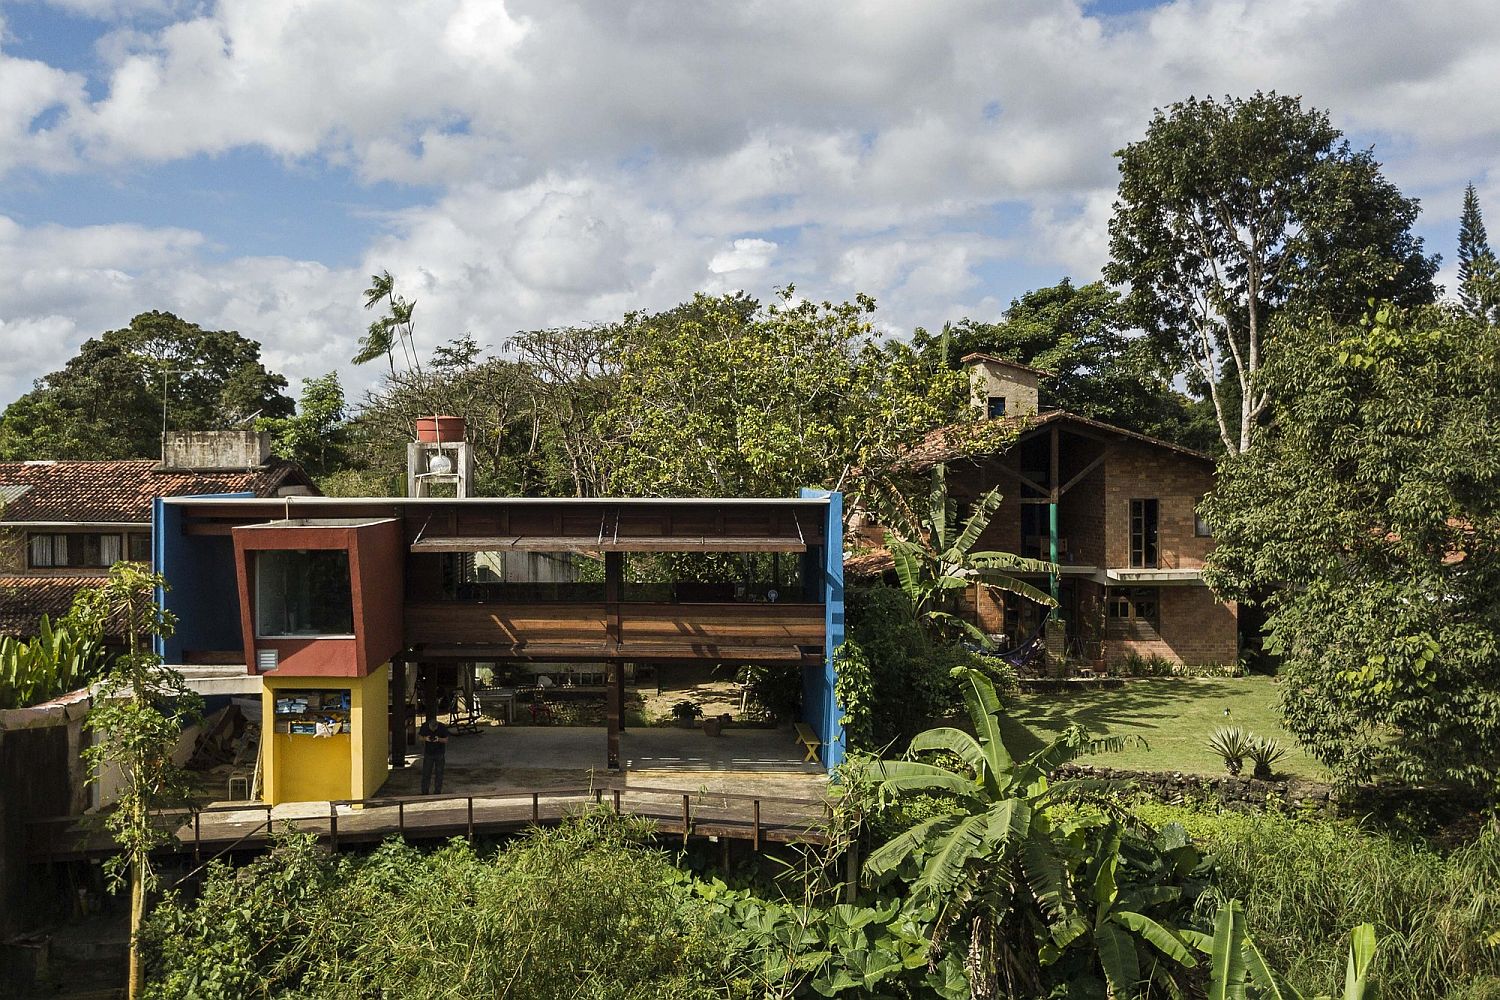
left=966, top=913, right=998, bottom=1000
left=128, top=857, right=145, bottom=998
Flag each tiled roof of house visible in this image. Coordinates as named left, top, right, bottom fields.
left=844, top=548, right=895, bottom=579
left=0, top=576, right=103, bottom=637
left=895, top=410, right=1213, bottom=471
left=0, top=458, right=316, bottom=524
left=959, top=353, right=1054, bottom=377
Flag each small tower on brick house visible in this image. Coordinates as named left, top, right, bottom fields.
left=407, top=415, right=474, bottom=497
left=961, top=353, right=1048, bottom=418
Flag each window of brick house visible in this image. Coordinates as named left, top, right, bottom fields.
left=1107, top=587, right=1159, bottom=627
left=1129, top=499, right=1159, bottom=568
left=128, top=532, right=152, bottom=563
left=28, top=532, right=124, bottom=568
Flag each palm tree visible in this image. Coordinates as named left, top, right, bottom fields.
left=853, top=669, right=1200, bottom=998
left=888, top=463, right=1056, bottom=648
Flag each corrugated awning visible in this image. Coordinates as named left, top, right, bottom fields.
left=410, top=535, right=807, bottom=553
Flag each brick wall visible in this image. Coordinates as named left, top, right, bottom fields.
left=1103, top=442, right=1217, bottom=570
left=1104, top=584, right=1238, bottom=667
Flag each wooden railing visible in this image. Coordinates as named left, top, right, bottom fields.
left=25, top=785, right=832, bottom=862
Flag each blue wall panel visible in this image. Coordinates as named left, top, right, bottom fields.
left=799, top=489, right=845, bottom=771
left=154, top=495, right=252, bottom=662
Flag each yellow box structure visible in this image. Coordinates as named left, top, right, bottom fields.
left=260, top=665, right=389, bottom=805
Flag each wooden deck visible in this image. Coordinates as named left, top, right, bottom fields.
left=26, top=785, right=832, bottom=864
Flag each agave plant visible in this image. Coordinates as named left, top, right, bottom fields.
left=888, top=464, right=1057, bottom=648
left=1208, top=726, right=1251, bottom=776
left=853, top=668, right=1206, bottom=998
left=1246, top=736, right=1287, bottom=780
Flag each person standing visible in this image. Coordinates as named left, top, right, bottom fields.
left=419, top=711, right=450, bottom=794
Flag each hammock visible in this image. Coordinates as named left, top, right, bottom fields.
left=996, top=612, right=1051, bottom=669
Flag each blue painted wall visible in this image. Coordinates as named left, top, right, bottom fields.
left=799, top=489, right=845, bottom=771
left=154, top=495, right=252, bottom=662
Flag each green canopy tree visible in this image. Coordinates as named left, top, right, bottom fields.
left=1105, top=91, right=1438, bottom=455
left=1202, top=304, right=1500, bottom=794
left=914, top=280, right=1217, bottom=451
left=257, top=372, right=351, bottom=480
left=0, top=311, right=293, bottom=460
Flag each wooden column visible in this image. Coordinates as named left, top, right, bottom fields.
left=389, top=658, right=407, bottom=768
left=1048, top=424, right=1060, bottom=604
left=605, top=552, right=623, bottom=770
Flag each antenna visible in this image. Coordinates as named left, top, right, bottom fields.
left=160, top=368, right=183, bottom=463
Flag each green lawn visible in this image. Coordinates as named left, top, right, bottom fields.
left=997, top=675, right=1324, bottom=779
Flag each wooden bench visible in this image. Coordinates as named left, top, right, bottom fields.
left=793, top=722, right=822, bottom=764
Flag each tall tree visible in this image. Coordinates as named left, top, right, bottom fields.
left=353, top=269, right=422, bottom=375
left=1202, top=304, right=1500, bottom=794
left=604, top=289, right=965, bottom=498
left=1458, top=183, right=1499, bottom=320
left=1105, top=92, right=1438, bottom=454
left=914, top=279, right=1218, bottom=451
left=73, top=564, right=201, bottom=999
left=0, top=312, right=293, bottom=460
left=257, top=372, right=351, bottom=480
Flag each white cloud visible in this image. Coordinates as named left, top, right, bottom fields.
left=3, top=0, right=1500, bottom=404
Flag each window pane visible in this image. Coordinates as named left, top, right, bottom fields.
left=128, top=533, right=152, bottom=562
left=100, top=534, right=122, bottom=565
left=29, top=534, right=53, bottom=568
left=256, top=550, right=354, bottom=636
left=1129, top=499, right=1159, bottom=568
left=446, top=550, right=606, bottom=602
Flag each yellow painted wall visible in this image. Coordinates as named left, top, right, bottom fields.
left=260, top=668, right=389, bottom=805
left=351, top=664, right=390, bottom=800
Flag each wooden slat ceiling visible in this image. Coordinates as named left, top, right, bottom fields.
left=409, top=535, right=807, bottom=553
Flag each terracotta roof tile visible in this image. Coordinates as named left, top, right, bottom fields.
left=0, top=458, right=316, bottom=524
left=895, top=410, right=1212, bottom=470
left=0, top=576, right=103, bottom=636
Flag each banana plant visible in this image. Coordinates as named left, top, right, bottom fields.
left=1190, top=899, right=1378, bottom=1000
left=888, top=463, right=1057, bottom=648
left=854, top=668, right=1204, bottom=998
left=0, top=614, right=105, bottom=710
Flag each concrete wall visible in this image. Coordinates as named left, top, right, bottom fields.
left=161, top=431, right=271, bottom=470
left=0, top=692, right=90, bottom=936
left=156, top=494, right=253, bottom=663
left=966, top=360, right=1040, bottom=415
left=353, top=664, right=390, bottom=800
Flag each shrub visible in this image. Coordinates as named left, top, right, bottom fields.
left=1245, top=735, right=1287, bottom=780
left=142, top=812, right=735, bottom=1000
left=1132, top=803, right=1500, bottom=999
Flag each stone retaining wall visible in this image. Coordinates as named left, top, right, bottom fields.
left=1055, top=762, right=1335, bottom=812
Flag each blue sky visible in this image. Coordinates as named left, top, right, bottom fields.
left=0, top=0, right=1496, bottom=406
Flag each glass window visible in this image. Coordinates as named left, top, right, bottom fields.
left=256, top=550, right=354, bottom=636
left=443, top=550, right=606, bottom=602
left=1193, top=500, right=1212, bottom=538
left=27, top=532, right=127, bottom=568
left=128, top=533, right=152, bottom=562
left=1129, top=499, right=1159, bottom=568
left=1107, top=587, right=1160, bottom=627
left=987, top=396, right=1007, bottom=418
left=624, top=551, right=805, bottom=603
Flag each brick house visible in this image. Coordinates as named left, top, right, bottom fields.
left=0, top=432, right=316, bottom=638
left=851, top=354, right=1238, bottom=670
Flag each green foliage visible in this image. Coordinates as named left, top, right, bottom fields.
left=0, top=311, right=293, bottom=460
left=853, top=668, right=1210, bottom=997
left=256, top=371, right=350, bottom=479
left=0, top=614, right=105, bottom=710
left=886, top=463, right=1056, bottom=648
left=839, top=585, right=1018, bottom=753
left=1199, top=900, right=1378, bottom=1000
left=142, top=812, right=735, bottom=1000
left=1106, top=91, right=1437, bottom=454
left=354, top=268, right=422, bottom=374
left=914, top=279, right=1217, bottom=451
left=605, top=289, right=965, bottom=498
left=1203, top=305, right=1500, bottom=794
left=1134, top=803, right=1500, bottom=999
left=742, top=664, right=803, bottom=723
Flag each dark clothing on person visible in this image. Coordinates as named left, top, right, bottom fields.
left=419, top=720, right=450, bottom=794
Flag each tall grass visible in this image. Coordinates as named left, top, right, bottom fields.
left=1135, top=802, right=1500, bottom=1000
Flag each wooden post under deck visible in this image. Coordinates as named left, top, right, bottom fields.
left=389, top=658, right=407, bottom=768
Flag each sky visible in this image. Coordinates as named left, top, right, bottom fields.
left=1, top=0, right=1499, bottom=407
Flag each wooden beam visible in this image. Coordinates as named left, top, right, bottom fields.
left=1058, top=449, right=1108, bottom=497
left=410, top=535, right=807, bottom=553
left=989, top=464, right=1049, bottom=496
